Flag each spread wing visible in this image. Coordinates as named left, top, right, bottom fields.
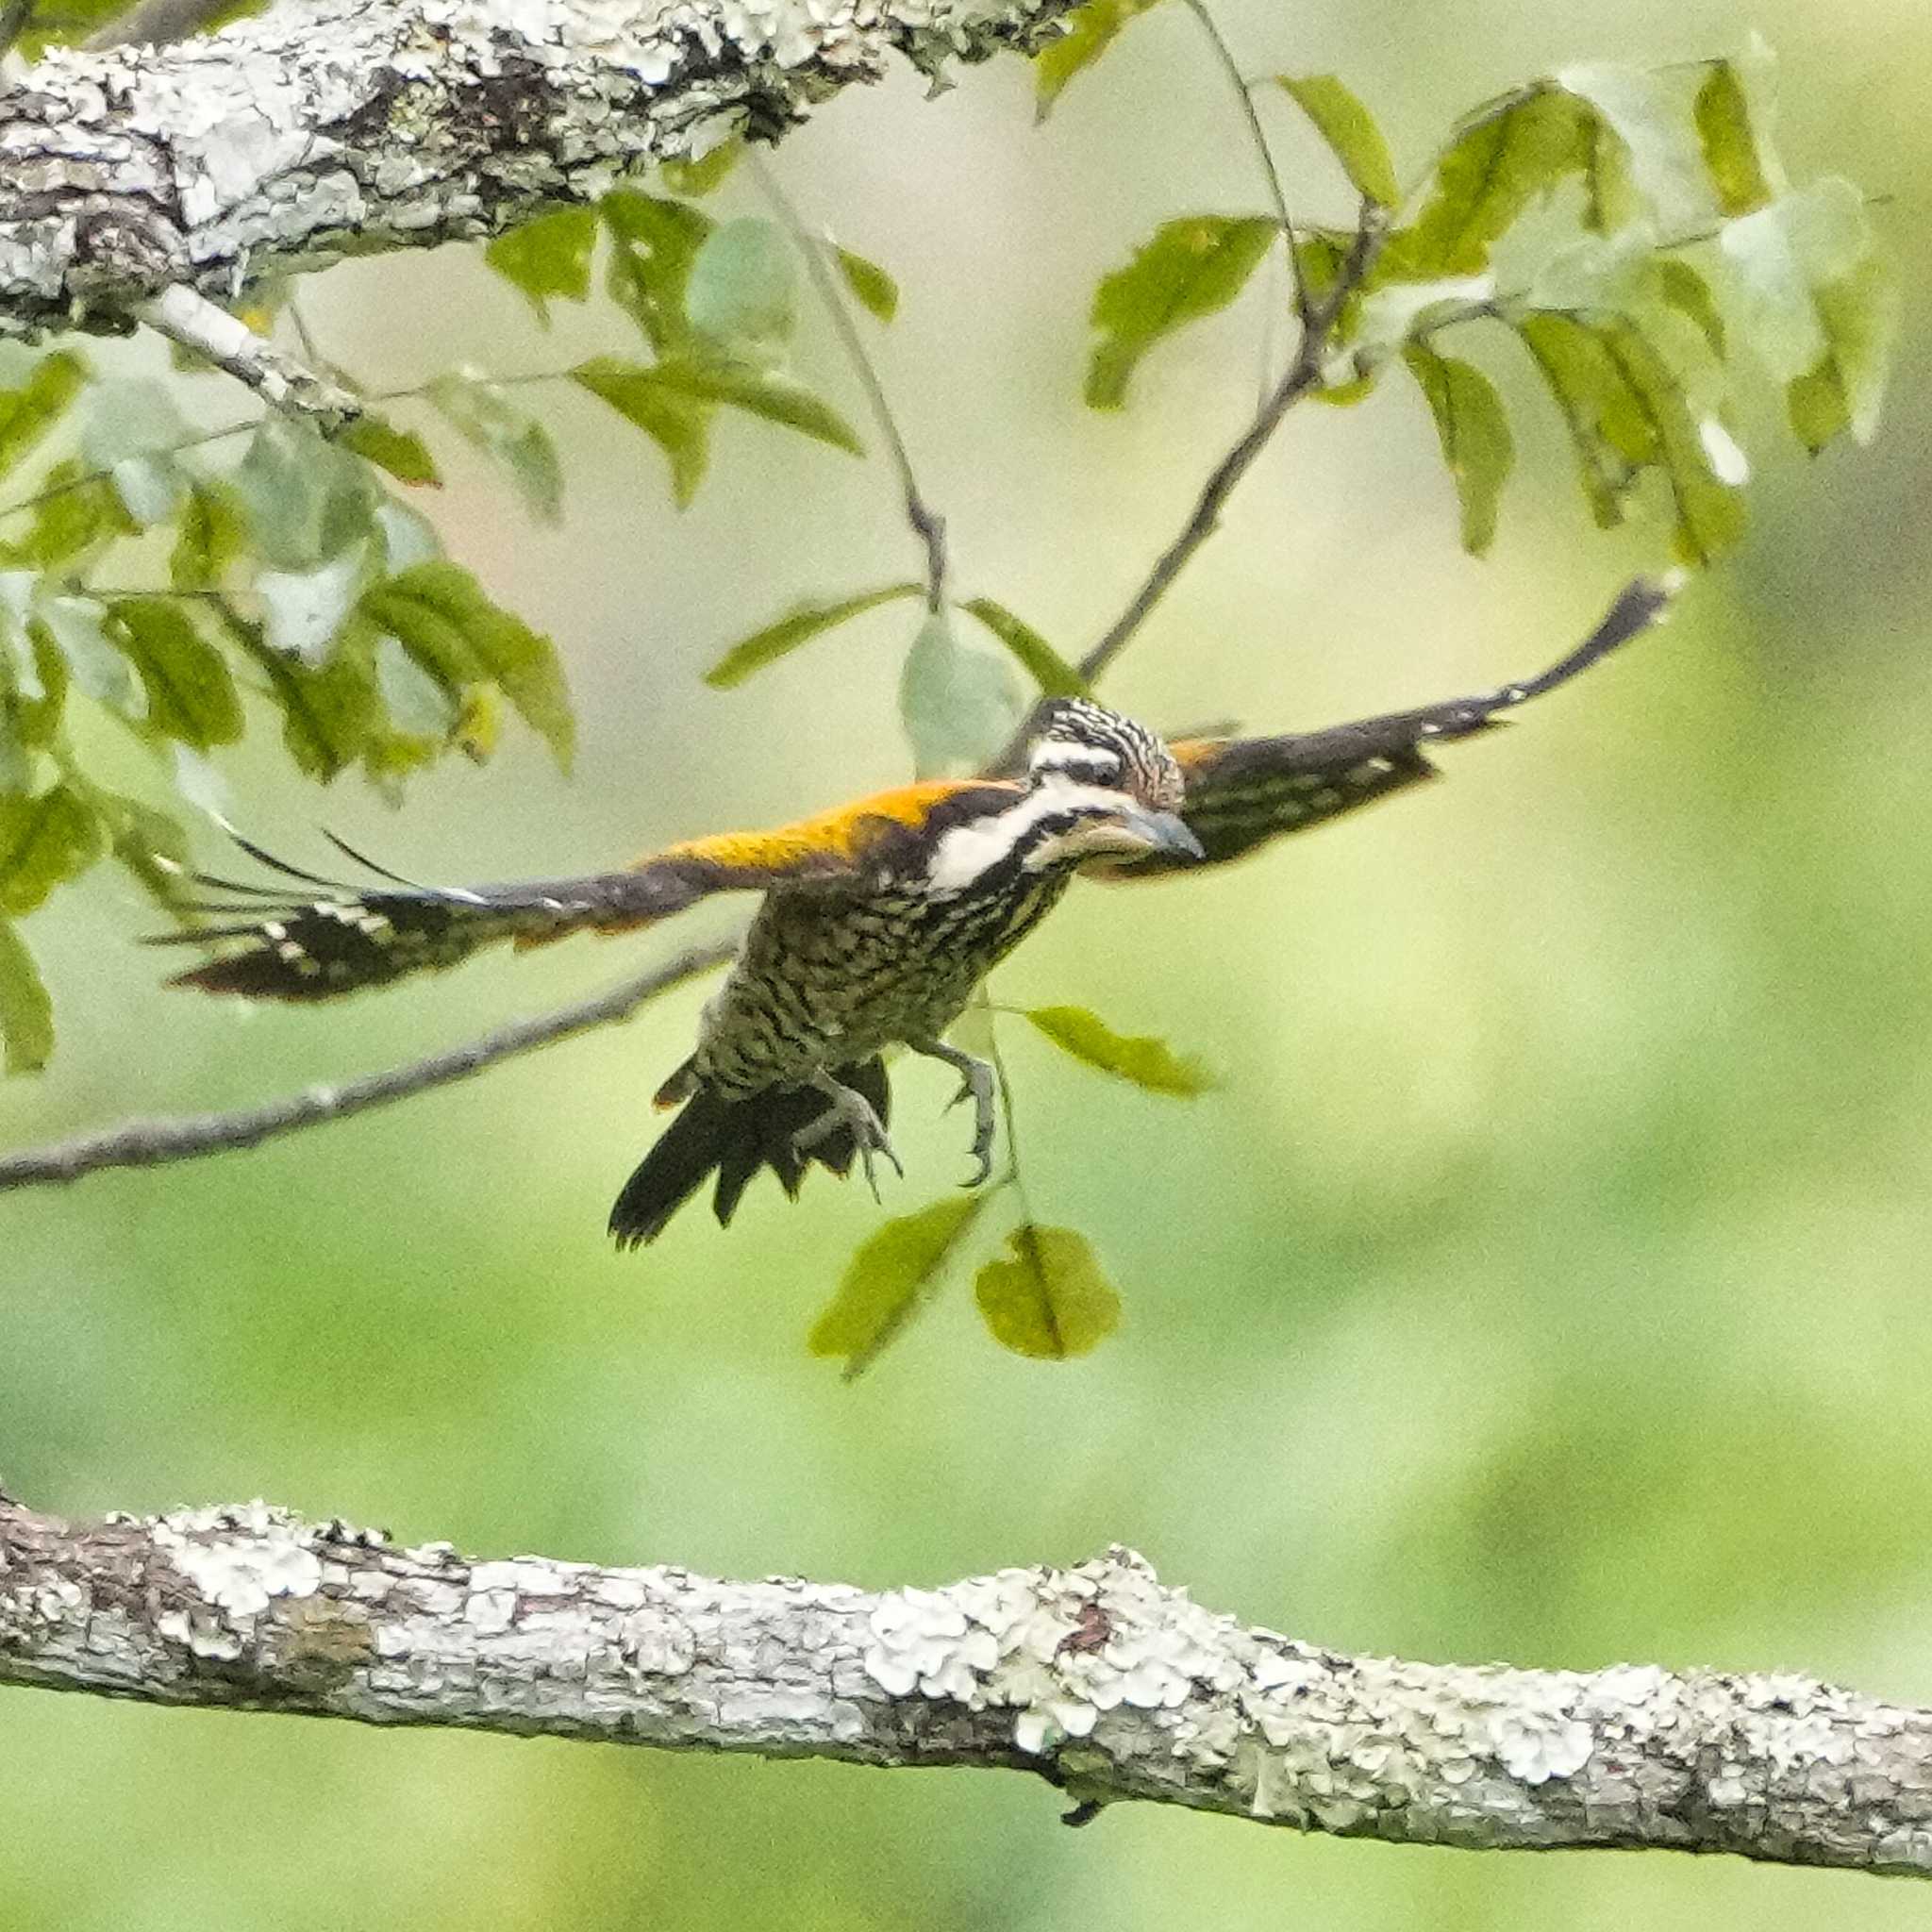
left=1125, top=575, right=1677, bottom=875
left=155, top=778, right=1019, bottom=1001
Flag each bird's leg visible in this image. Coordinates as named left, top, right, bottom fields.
left=796, top=1068, right=903, bottom=1203
left=908, top=1038, right=997, bottom=1189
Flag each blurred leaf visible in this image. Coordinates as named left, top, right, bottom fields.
left=484, top=207, right=598, bottom=322
left=0, top=351, right=85, bottom=483
left=705, top=583, right=922, bottom=689
left=974, top=1224, right=1121, bottom=1360
left=215, top=600, right=376, bottom=780
left=1024, top=1004, right=1216, bottom=1096
left=687, top=219, right=797, bottom=363
left=833, top=245, right=899, bottom=324
left=108, top=597, right=245, bottom=748
left=38, top=595, right=139, bottom=716
left=571, top=356, right=712, bottom=508
left=660, top=139, right=742, bottom=197
left=0, top=782, right=103, bottom=915
left=170, top=742, right=231, bottom=820
left=1694, top=60, right=1774, bottom=216
left=1720, top=178, right=1896, bottom=451
left=1354, top=272, right=1494, bottom=365
left=230, top=418, right=376, bottom=571
left=898, top=608, right=1026, bottom=777
left=808, top=1195, right=988, bottom=1379
left=0, top=460, right=129, bottom=570
left=1087, top=215, right=1277, bottom=409
left=82, top=378, right=192, bottom=526
left=958, top=598, right=1089, bottom=698
left=1273, top=74, right=1401, bottom=208
left=423, top=374, right=562, bottom=524
left=648, top=358, right=863, bottom=455
left=170, top=481, right=246, bottom=591
left=0, top=918, right=52, bottom=1074
left=1035, top=0, right=1158, bottom=116
left=1401, top=341, right=1514, bottom=556
left=1657, top=258, right=1726, bottom=360
left=94, top=787, right=192, bottom=912
left=374, top=499, right=443, bottom=573
left=0, top=713, right=26, bottom=794
left=374, top=630, right=459, bottom=741
left=602, top=191, right=713, bottom=354
left=1557, top=64, right=1714, bottom=237
left=359, top=561, right=574, bottom=771
left=341, top=413, right=441, bottom=488
left=256, top=541, right=375, bottom=668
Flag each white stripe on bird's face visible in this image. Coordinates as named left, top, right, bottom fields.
left=923, top=776, right=1140, bottom=894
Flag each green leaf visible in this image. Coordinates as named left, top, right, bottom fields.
left=224, top=607, right=382, bottom=781
left=660, top=139, right=743, bottom=198
left=359, top=561, right=574, bottom=771
left=1720, top=178, right=1897, bottom=451
left=1023, top=1004, right=1215, bottom=1096
left=485, top=206, right=598, bottom=322
left=647, top=358, right=863, bottom=455
left=834, top=246, right=899, bottom=324
left=341, top=413, right=441, bottom=488
left=0, top=460, right=130, bottom=571
left=1035, top=0, right=1158, bottom=116
left=1693, top=59, right=1774, bottom=217
left=374, top=629, right=458, bottom=741
left=0, top=352, right=85, bottom=483
left=38, top=595, right=139, bottom=716
left=1087, top=215, right=1277, bottom=409
left=898, top=608, right=1026, bottom=777
left=974, top=1224, right=1121, bottom=1360
left=571, top=356, right=713, bottom=508
left=687, top=219, right=797, bottom=362
left=1514, top=309, right=1642, bottom=528
left=82, top=378, right=192, bottom=526
left=1657, top=258, right=1726, bottom=360
left=704, top=583, right=922, bottom=689
left=256, top=541, right=375, bottom=668
left=424, top=374, right=563, bottom=524
left=1274, top=74, right=1401, bottom=208
left=0, top=782, right=103, bottom=915
left=958, top=598, right=1090, bottom=698
left=1557, top=63, right=1716, bottom=237
left=86, top=784, right=192, bottom=912
left=170, top=481, right=247, bottom=591
left=107, top=597, right=245, bottom=749
left=602, top=190, right=713, bottom=354
left=808, top=1195, right=988, bottom=1379
left=0, top=918, right=53, bottom=1074
left=1400, top=342, right=1514, bottom=556
left=229, top=419, right=377, bottom=571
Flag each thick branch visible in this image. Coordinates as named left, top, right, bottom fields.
left=0, top=938, right=734, bottom=1191
left=0, top=0, right=1072, bottom=338
left=2, top=1492, right=1928, bottom=1872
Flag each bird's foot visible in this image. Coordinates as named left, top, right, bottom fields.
left=941, top=1060, right=998, bottom=1190
left=797, top=1073, right=903, bottom=1204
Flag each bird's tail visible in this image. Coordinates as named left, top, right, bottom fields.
left=148, top=830, right=692, bottom=1002
left=608, top=1058, right=892, bottom=1249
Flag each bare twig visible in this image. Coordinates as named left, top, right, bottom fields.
left=0, top=940, right=735, bottom=1193
left=4, top=1492, right=1930, bottom=1874
left=752, top=154, right=949, bottom=608
left=1077, top=204, right=1387, bottom=686
left=137, top=287, right=361, bottom=431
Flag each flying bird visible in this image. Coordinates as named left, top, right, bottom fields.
left=155, top=577, right=1674, bottom=1243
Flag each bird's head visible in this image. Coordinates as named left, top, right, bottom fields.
left=1015, top=700, right=1204, bottom=872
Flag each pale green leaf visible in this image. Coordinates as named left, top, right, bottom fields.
left=958, top=598, right=1090, bottom=698
left=108, top=597, right=245, bottom=748
left=38, top=595, right=139, bottom=716
left=83, top=378, right=192, bottom=527
left=1401, top=342, right=1514, bottom=556
left=974, top=1224, right=1121, bottom=1360
left=0, top=352, right=85, bottom=484
left=1024, top=1004, right=1215, bottom=1096
left=1657, top=258, right=1726, bottom=360
left=229, top=419, right=377, bottom=571
left=834, top=246, right=899, bottom=324
left=341, top=413, right=441, bottom=488
left=170, top=481, right=247, bottom=591
left=808, top=1195, right=987, bottom=1379
left=898, top=608, right=1026, bottom=777
left=1035, top=0, right=1158, bottom=116
left=256, top=541, right=375, bottom=668
left=647, top=358, right=863, bottom=455
left=1693, top=60, right=1774, bottom=216
left=424, top=374, right=563, bottom=524
left=0, top=918, right=52, bottom=1074
left=375, top=500, right=444, bottom=574
left=571, top=356, right=713, bottom=508
left=485, top=207, right=598, bottom=322
left=1557, top=63, right=1716, bottom=236
left=1274, top=74, right=1401, bottom=208
left=687, top=219, right=797, bottom=362
left=374, top=631, right=459, bottom=741
left=705, top=583, right=922, bottom=690
left=0, top=782, right=103, bottom=915
left=1087, top=215, right=1278, bottom=409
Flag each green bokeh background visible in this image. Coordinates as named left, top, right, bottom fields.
left=6, top=0, right=1931, bottom=1924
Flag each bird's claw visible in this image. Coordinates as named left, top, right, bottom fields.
left=796, top=1078, right=902, bottom=1204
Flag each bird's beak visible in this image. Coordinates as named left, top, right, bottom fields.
left=1091, top=804, right=1207, bottom=864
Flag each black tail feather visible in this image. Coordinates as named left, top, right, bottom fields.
left=608, top=1058, right=892, bottom=1249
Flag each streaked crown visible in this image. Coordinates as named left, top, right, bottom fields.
left=1026, top=699, right=1185, bottom=812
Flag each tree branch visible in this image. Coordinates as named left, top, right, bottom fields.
left=136, top=286, right=361, bottom=430
left=0, top=0, right=1074, bottom=341
left=2, top=1491, right=1928, bottom=1873
left=0, top=938, right=734, bottom=1191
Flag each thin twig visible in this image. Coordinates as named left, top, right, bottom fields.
left=750, top=153, right=949, bottom=609
left=0, top=941, right=736, bottom=1193
left=138, top=286, right=361, bottom=431
left=1182, top=0, right=1309, bottom=334
left=1077, top=204, right=1387, bottom=685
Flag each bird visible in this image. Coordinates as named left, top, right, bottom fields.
left=152, top=576, right=1675, bottom=1244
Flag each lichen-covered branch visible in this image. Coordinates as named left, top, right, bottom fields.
left=2, top=1492, right=1928, bottom=1873
left=0, top=0, right=1073, bottom=339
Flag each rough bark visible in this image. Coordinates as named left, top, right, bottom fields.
left=2, top=1491, right=1928, bottom=1873
left=0, top=0, right=1071, bottom=339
